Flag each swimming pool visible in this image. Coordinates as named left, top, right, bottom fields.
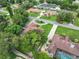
left=56, top=51, right=73, bottom=59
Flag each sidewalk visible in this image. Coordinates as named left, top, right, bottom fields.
left=48, top=24, right=58, bottom=40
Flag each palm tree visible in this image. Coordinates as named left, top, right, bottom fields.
left=6, top=2, right=14, bottom=24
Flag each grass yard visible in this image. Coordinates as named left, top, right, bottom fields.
left=56, top=26, right=79, bottom=42
left=29, top=12, right=57, bottom=21
left=41, top=15, right=57, bottom=21
left=29, top=12, right=40, bottom=17
left=40, top=24, right=53, bottom=36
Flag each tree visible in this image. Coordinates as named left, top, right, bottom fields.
left=12, top=8, right=29, bottom=26
left=1, top=0, right=29, bottom=26
left=1, top=0, right=29, bottom=25
left=21, top=0, right=37, bottom=9
left=18, top=30, right=47, bottom=53
left=76, top=9, right=79, bottom=17
left=57, top=11, right=76, bottom=24
left=39, top=0, right=76, bottom=11
left=0, top=15, right=8, bottom=31
left=6, top=3, right=13, bottom=18
left=4, top=24, right=22, bottom=35
left=18, top=29, right=48, bottom=59
left=0, top=32, right=19, bottom=59
left=0, top=0, right=8, bottom=7
left=7, top=0, right=15, bottom=4
left=68, top=0, right=73, bottom=3
left=74, top=39, right=79, bottom=43
left=68, top=4, right=78, bottom=11
left=38, top=52, right=52, bottom=59
left=0, top=33, right=10, bottom=59
left=2, top=1, right=14, bottom=24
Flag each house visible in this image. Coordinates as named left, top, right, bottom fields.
left=27, top=2, right=60, bottom=16
left=46, top=34, right=79, bottom=59
left=23, top=21, right=39, bottom=33
left=27, top=8, right=41, bottom=13
left=27, top=7, right=58, bottom=16
left=43, top=10, right=58, bottom=16
left=35, top=3, right=61, bottom=11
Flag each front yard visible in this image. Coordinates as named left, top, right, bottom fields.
left=41, top=15, right=57, bottom=21
left=29, top=12, right=57, bottom=21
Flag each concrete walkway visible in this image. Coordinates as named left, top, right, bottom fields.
left=48, top=24, right=58, bottom=40
left=29, top=16, right=79, bottom=30
left=32, top=10, right=45, bottom=21
left=42, top=24, right=58, bottom=53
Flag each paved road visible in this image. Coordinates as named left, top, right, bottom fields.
left=29, top=16, right=79, bottom=30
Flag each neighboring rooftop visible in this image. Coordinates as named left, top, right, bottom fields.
left=47, top=34, right=79, bottom=57
left=27, top=8, right=41, bottom=13
left=23, top=21, right=39, bottom=33
left=35, top=3, right=61, bottom=11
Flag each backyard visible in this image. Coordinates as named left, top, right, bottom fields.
left=56, top=26, right=79, bottom=42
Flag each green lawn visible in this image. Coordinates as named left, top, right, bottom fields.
left=29, top=12, right=57, bottom=21
left=56, top=26, right=79, bottom=42
left=38, top=52, right=52, bottom=59
left=29, top=12, right=40, bottom=17
left=40, top=24, right=53, bottom=36
left=41, top=15, right=57, bottom=21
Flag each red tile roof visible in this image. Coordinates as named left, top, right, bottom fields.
left=48, top=34, right=79, bottom=56
left=27, top=8, right=40, bottom=13
left=23, top=21, right=38, bottom=33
